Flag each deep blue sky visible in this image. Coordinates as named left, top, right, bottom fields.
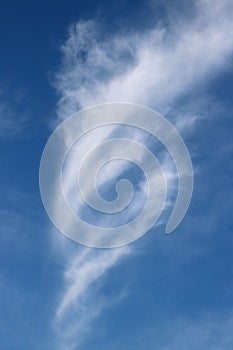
left=1, top=1, right=233, bottom=349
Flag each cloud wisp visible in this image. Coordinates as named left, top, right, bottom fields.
left=54, top=0, right=233, bottom=120
left=54, top=246, right=130, bottom=350
left=51, top=0, right=233, bottom=348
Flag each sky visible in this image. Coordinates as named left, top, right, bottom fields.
left=0, top=0, right=233, bottom=349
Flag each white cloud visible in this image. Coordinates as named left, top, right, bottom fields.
left=54, top=0, right=233, bottom=120
left=54, top=246, right=130, bottom=350
left=51, top=0, right=233, bottom=347
left=52, top=0, right=233, bottom=244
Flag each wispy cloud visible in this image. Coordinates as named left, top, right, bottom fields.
left=54, top=246, right=130, bottom=350
left=51, top=0, right=233, bottom=348
left=54, top=0, right=233, bottom=120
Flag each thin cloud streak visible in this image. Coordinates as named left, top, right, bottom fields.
left=54, top=246, right=130, bottom=350
left=56, top=247, right=130, bottom=319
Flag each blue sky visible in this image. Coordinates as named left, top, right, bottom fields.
left=1, top=0, right=233, bottom=349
